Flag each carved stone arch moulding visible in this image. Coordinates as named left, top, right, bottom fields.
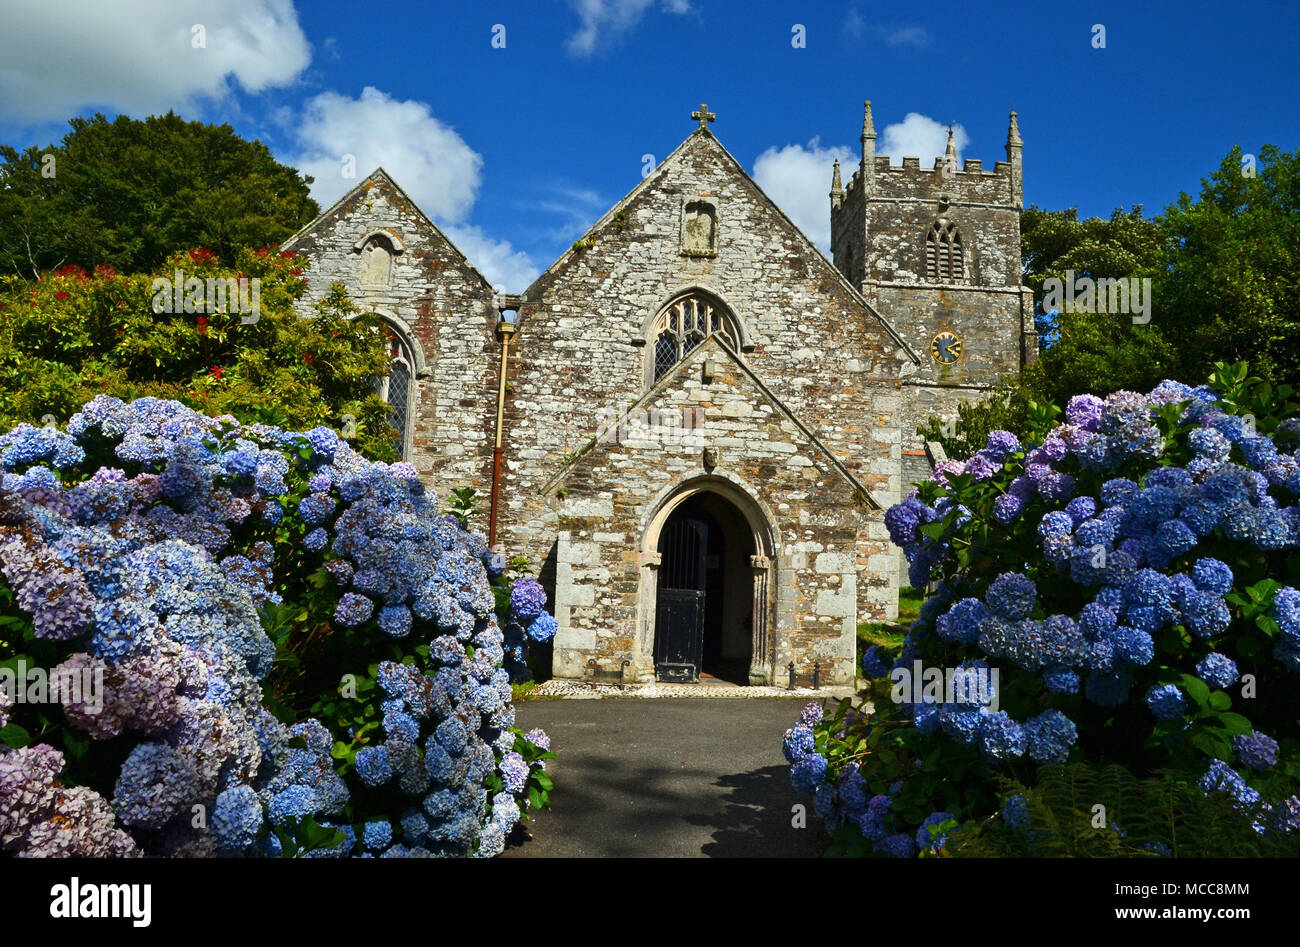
left=636, top=473, right=778, bottom=685
left=354, top=230, right=405, bottom=291
left=352, top=229, right=406, bottom=255
left=368, top=308, right=429, bottom=378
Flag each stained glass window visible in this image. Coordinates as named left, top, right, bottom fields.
left=375, top=330, right=413, bottom=459
left=650, top=297, right=739, bottom=384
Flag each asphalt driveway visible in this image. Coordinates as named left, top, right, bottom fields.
left=502, top=697, right=828, bottom=858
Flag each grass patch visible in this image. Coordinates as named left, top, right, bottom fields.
left=511, top=677, right=564, bottom=702
left=857, top=621, right=908, bottom=651
left=853, top=586, right=924, bottom=685
left=898, top=585, right=923, bottom=621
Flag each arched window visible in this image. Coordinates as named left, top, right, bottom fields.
left=650, top=295, right=740, bottom=383
left=925, top=219, right=965, bottom=282
left=374, top=328, right=413, bottom=458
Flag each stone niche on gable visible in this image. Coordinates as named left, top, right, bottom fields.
left=354, top=230, right=404, bottom=293
left=680, top=198, right=718, bottom=257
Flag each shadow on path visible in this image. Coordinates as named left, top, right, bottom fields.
left=686, top=765, right=821, bottom=857
left=502, top=698, right=826, bottom=858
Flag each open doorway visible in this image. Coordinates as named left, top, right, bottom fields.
left=654, top=491, right=754, bottom=683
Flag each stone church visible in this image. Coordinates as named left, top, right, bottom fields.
left=281, top=100, right=1035, bottom=688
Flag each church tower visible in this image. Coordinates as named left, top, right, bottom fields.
left=831, top=100, right=1038, bottom=486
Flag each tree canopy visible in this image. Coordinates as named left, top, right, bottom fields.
left=0, top=251, right=398, bottom=460
left=924, top=144, right=1299, bottom=458
left=0, top=112, right=319, bottom=278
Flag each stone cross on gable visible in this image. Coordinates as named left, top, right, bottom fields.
left=691, top=104, right=716, bottom=129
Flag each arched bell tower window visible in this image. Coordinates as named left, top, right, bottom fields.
left=925, top=219, right=965, bottom=282
left=374, top=326, right=413, bottom=459
left=649, top=295, right=740, bottom=384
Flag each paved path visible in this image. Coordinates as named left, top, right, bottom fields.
left=502, top=698, right=827, bottom=858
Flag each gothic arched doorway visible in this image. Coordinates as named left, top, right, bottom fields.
left=653, top=491, right=757, bottom=683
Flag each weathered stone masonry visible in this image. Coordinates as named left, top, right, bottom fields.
left=282, top=173, right=499, bottom=493
left=284, top=101, right=1032, bottom=687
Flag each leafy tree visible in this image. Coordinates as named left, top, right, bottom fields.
left=0, top=249, right=398, bottom=459
left=1020, top=204, right=1171, bottom=396
left=0, top=112, right=318, bottom=277
left=1159, top=144, right=1300, bottom=388
left=923, top=146, right=1299, bottom=459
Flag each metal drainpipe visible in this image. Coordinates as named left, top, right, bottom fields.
left=488, top=315, right=516, bottom=548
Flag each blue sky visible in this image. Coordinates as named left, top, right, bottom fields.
left=0, top=0, right=1295, bottom=290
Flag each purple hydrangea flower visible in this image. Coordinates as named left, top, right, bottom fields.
left=1234, top=731, right=1279, bottom=772
left=978, top=712, right=1025, bottom=763
left=861, top=645, right=892, bottom=679
left=1065, top=394, right=1105, bottom=430
left=1023, top=709, right=1077, bottom=765
left=986, top=572, right=1037, bottom=620
left=334, top=592, right=374, bottom=628
left=527, top=613, right=558, bottom=643
left=1196, top=652, right=1239, bottom=689
left=1146, top=684, right=1185, bottom=721
left=509, top=577, right=548, bottom=622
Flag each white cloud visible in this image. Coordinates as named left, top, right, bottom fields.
left=290, top=87, right=537, bottom=290
left=0, top=0, right=310, bottom=123
left=443, top=224, right=540, bottom=293
left=752, top=137, right=855, bottom=251
left=883, top=25, right=932, bottom=49
left=527, top=184, right=608, bottom=242
left=567, top=0, right=692, bottom=56
left=292, top=87, right=482, bottom=223
left=844, top=9, right=866, bottom=40
left=879, top=113, right=969, bottom=166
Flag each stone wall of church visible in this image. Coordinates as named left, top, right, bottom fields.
left=831, top=129, right=1035, bottom=509
left=282, top=173, right=498, bottom=495
left=492, top=131, right=908, bottom=684
left=878, top=283, right=1034, bottom=467
left=510, top=339, right=874, bottom=688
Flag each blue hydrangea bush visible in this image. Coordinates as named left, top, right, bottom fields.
left=785, top=364, right=1300, bottom=856
left=497, top=575, right=558, bottom=683
left=0, top=395, right=554, bottom=857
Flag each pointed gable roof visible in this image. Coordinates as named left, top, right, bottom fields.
left=525, top=126, right=920, bottom=364
left=280, top=167, right=495, bottom=294
left=539, top=333, right=882, bottom=509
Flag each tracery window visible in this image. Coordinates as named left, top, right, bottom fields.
left=650, top=296, right=739, bottom=383
left=374, top=329, right=413, bottom=458
left=925, top=219, right=965, bottom=282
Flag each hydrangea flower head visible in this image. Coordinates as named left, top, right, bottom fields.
left=1196, top=652, right=1239, bottom=690
left=986, top=572, right=1037, bottom=620
left=1146, top=684, right=1186, bottom=721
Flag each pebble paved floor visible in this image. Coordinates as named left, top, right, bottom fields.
left=502, top=697, right=829, bottom=858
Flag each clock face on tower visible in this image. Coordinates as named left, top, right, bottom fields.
left=931, top=330, right=963, bottom=365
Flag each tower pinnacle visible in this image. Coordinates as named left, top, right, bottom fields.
left=1005, top=109, right=1023, bottom=209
